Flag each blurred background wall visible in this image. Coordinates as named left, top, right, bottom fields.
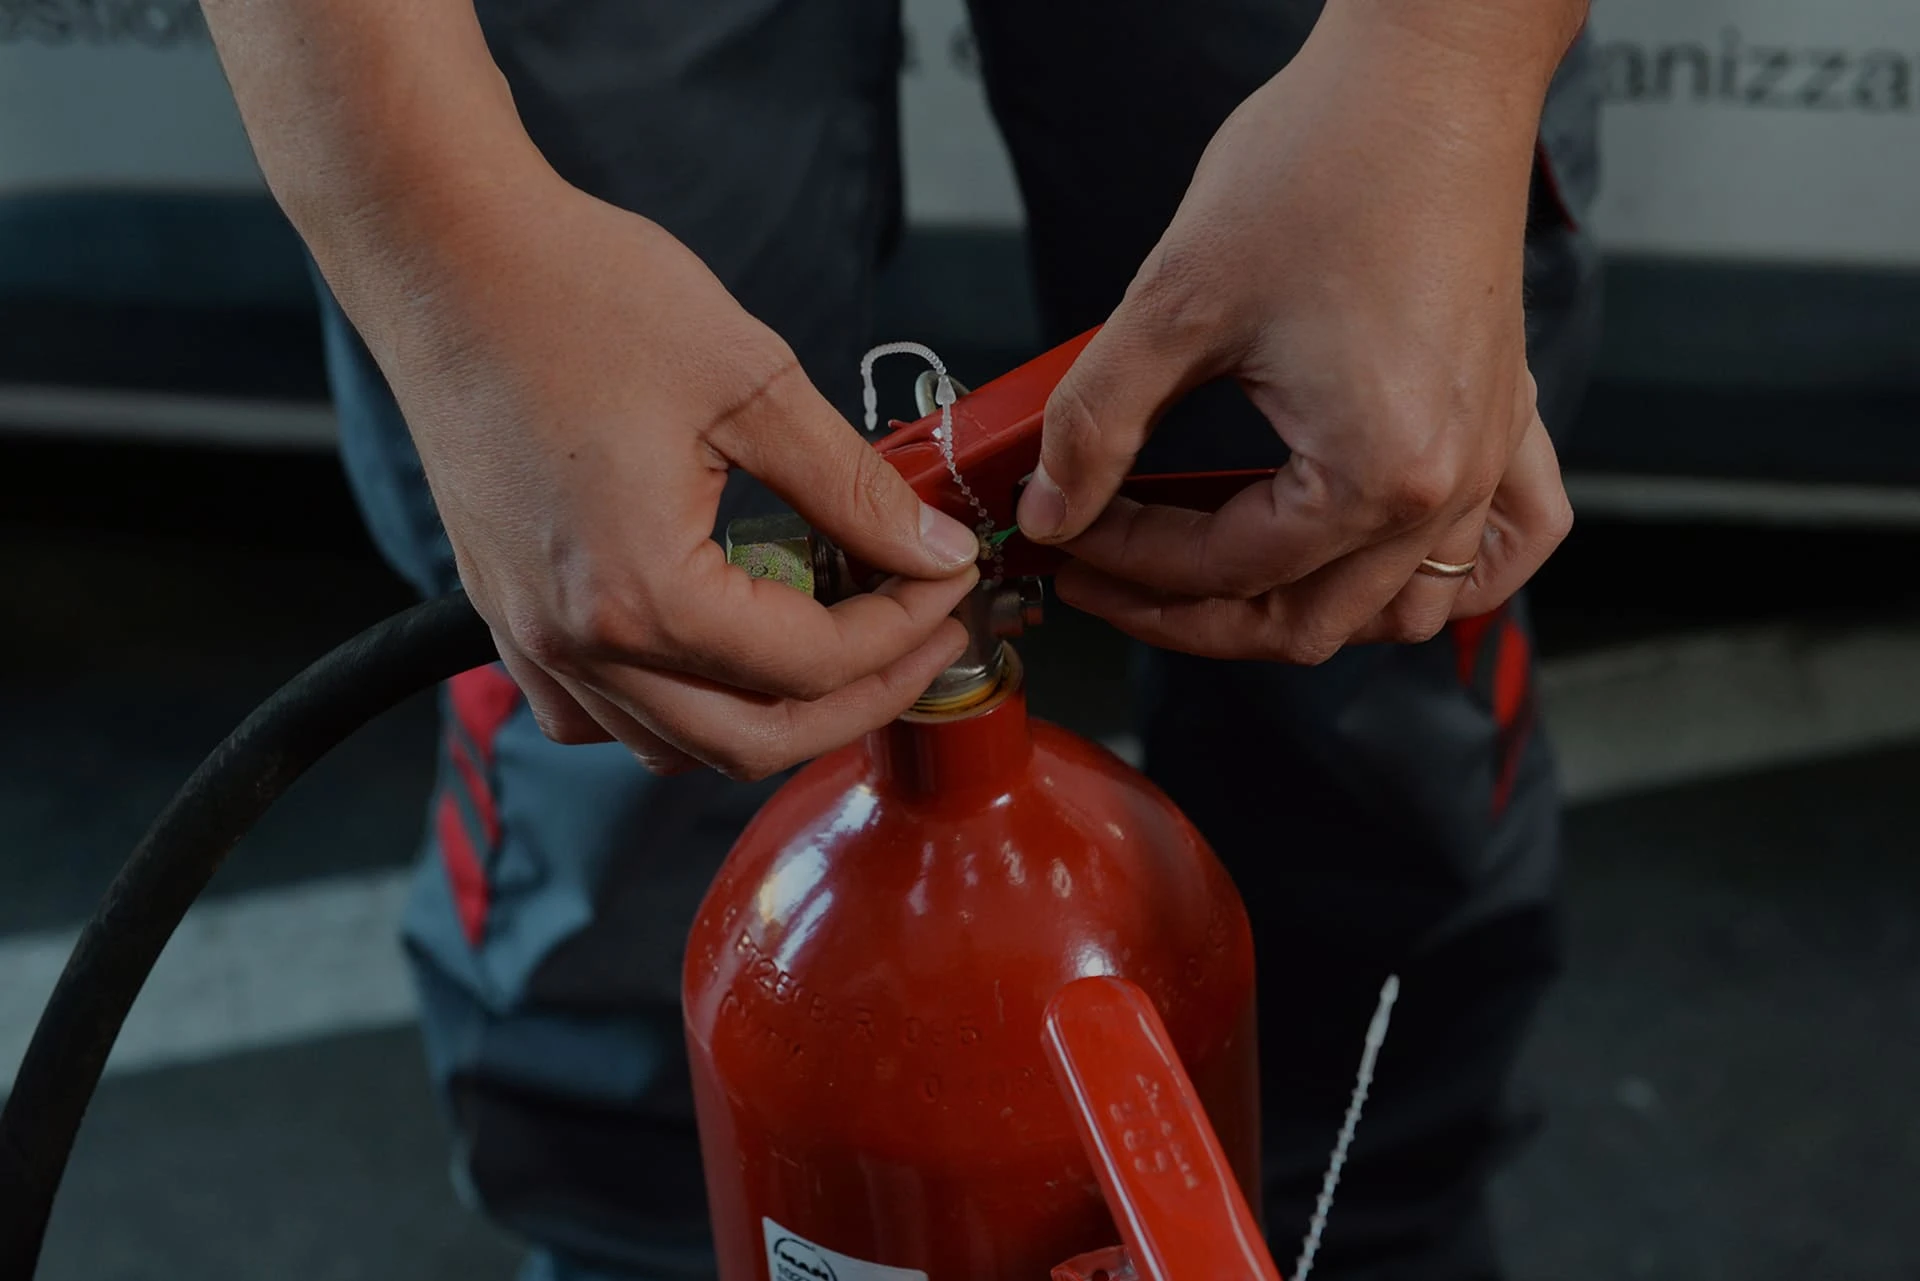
left=5, top=0, right=1920, bottom=483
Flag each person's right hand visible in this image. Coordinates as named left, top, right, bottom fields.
left=325, top=172, right=981, bottom=779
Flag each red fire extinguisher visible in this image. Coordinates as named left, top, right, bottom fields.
left=0, top=331, right=1298, bottom=1280
left=684, top=336, right=1285, bottom=1280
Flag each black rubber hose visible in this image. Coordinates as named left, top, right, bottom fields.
left=0, top=591, right=495, bottom=1277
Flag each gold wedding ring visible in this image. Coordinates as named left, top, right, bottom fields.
left=1416, top=557, right=1478, bottom=579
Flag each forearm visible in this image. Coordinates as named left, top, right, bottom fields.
left=201, top=0, right=549, bottom=318
left=1289, top=0, right=1587, bottom=250
left=1309, top=0, right=1587, bottom=162
left=1338, top=0, right=1589, bottom=95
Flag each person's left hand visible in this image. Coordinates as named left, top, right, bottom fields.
left=1014, top=5, right=1576, bottom=663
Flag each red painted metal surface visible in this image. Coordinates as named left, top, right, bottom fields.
left=683, top=663, right=1261, bottom=1280
left=1043, top=978, right=1284, bottom=1281
left=846, top=331, right=1278, bottom=584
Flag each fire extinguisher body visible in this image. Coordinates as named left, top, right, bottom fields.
left=683, top=662, right=1261, bottom=1281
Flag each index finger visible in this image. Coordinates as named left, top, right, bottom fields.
left=708, top=362, right=979, bottom=581
left=1056, top=528, right=1430, bottom=663
left=1060, top=457, right=1379, bottom=599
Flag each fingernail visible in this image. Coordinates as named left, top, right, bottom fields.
left=919, top=502, right=979, bottom=569
left=1017, top=464, right=1066, bottom=542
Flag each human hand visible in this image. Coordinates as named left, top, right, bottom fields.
left=1015, top=1, right=1579, bottom=662
left=327, top=174, right=980, bottom=777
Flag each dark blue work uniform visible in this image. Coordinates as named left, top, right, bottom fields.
left=316, top=3, right=1602, bottom=1277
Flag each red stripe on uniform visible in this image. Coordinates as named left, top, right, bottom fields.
left=1452, top=610, right=1536, bottom=818
left=435, top=789, right=490, bottom=947
left=1489, top=618, right=1535, bottom=816
left=437, top=666, right=522, bottom=947
left=1493, top=617, right=1531, bottom=734
left=1450, top=612, right=1500, bottom=688
left=448, top=736, right=501, bottom=848
left=450, top=665, right=521, bottom=763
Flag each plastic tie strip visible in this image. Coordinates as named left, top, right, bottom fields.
left=1292, top=974, right=1401, bottom=1281
left=859, top=341, right=1003, bottom=584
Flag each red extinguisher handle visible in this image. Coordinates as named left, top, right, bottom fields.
left=850, top=333, right=1278, bottom=584
left=1042, top=977, right=1284, bottom=1281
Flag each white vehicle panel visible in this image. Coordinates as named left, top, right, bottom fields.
left=1, top=0, right=1915, bottom=265
left=0, top=4, right=259, bottom=193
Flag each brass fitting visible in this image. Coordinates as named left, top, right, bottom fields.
left=723, top=511, right=1044, bottom=716
left=910, top=579, right=1044, bottom=715
left=724, top=513, right=844, bottom=601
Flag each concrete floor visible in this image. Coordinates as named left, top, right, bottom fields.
left=5, top=437, right=1919, bottom=1280
left=1497, top=748, right=1920, bottom=1280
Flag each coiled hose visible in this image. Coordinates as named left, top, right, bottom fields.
left=0, top=592, right=494, bottom=1278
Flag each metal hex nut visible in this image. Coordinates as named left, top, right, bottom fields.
left=725, top=513, right=816, bottom=597
left=989, top=577, right=1045, bottom=637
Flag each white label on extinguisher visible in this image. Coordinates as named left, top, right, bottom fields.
left=763, top=1218, right=928, bottom=1281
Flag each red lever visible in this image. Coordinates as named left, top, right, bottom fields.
left=862, top=332, right=1277, bottom=581
left=1042, top=977, right=1284, bottom=1281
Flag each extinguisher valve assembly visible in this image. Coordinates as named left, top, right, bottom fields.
left=724, top=510, right=1044, bottom=715
left=729, top=332, right=1277, bottom=719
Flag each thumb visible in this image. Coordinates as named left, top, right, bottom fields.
left=713, top=368, right=979, bottom=580
left=1017, top=299, right=1217, bottom=544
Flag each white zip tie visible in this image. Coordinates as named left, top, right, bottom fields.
left=859, top=341, right=1001, bottom=582
left=1292, top=974, right=1401, bottom=1281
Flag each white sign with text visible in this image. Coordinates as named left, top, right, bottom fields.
left=2, top=0, right=1916, bottom=266
left=895, top=0, right=1920, bottom=266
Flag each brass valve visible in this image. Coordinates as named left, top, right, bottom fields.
left=721, top=512, right=848, bottom=602
left=723, top=515, right=1041, bottom=639
left=725, top=514, right=1046, bottom=713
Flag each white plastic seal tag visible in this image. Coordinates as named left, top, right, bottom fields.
left=764, top=1217, right=928, bottom=1281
